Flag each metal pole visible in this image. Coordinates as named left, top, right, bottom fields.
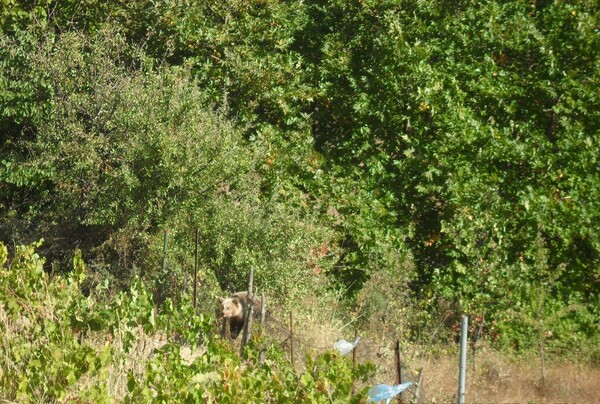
left=458, top=315, right=468, bottom=404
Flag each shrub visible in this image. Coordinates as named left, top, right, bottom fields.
left=0, top=241, right=375, bottom=402
left=1, top=26, right=335, bottom=304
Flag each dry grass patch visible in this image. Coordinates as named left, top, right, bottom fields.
left=410, top=347, right=600, bottom=403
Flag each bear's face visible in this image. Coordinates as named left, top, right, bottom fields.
left=220, top=297, right=243, bottom=318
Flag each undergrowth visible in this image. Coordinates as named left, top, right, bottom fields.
left=0, top=241, right=375, bottom=402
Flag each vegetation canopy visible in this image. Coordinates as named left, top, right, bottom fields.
left=1, top=0, right=599, bottom=400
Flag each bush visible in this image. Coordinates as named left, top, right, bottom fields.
left=0, top=26, right=335, bottom=304
left=0, top=241, right=375, bottom=402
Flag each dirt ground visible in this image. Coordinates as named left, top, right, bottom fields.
left=405, top=348, right=600, bottom=403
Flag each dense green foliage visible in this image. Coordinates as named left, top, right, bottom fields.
left=0, top=241, right=373, bottom=401
left=0, top=26, right=334, bottom=307
left=1, top=0, right=599, bottom=359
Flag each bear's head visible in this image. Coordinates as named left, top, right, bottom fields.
left=220, top=296, right=243, bottom=318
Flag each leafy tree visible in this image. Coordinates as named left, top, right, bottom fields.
left=0, top=26, right=334, bottom=304
left=1, top=0, right=599, bottom=349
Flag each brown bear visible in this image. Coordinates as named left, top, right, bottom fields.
left=219, top=291, right=263, bottom=339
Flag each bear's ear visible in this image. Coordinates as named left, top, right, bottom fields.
left=232, top=296, right=241, bottom=306
left=219, top=297, right=225, bottom=303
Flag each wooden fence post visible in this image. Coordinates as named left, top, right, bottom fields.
left=161, top=230, right=169, bottom=273
left=193, top=228, right=198, bottom=309
left=395, top=338, right=403, bottom=404
left=290, top=311, right=295, bottom=370
left=240, top=268, right=254, bottom=355
left=260, top=293, right=266, bottom=326
left=353, top=328, right=358, bottom=370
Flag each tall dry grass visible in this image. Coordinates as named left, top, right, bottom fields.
left=272, top=299, right=600, bottom=404
left=410, top=347, right=600, bottom=403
